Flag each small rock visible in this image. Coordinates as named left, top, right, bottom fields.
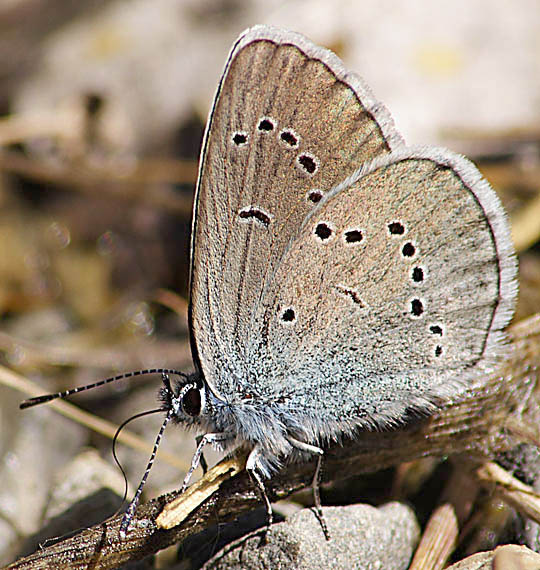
left=201, top=502, right=419, bottom=570
left=44, top=448, right=126, bottom=520
left=18, top=449, right=126, bottom=559
left=0, top=401, right=86, bottom=561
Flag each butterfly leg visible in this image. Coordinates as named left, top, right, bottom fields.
left=246, top=445, right=273, bottom=532
left=287, top=437, right=329, bottom=540
left=194, top=435, right=209, bottom=474
left=182, top=432, right=231, bottom=492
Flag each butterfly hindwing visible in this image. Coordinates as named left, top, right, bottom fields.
left=250, top=148, right=516, bottom=427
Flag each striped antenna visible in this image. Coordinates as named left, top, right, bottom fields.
left=21, top=370, right=184, bottom=538
left=119, top=407, right=174, bottom=538
left=19, top=368, right=188, bottom=409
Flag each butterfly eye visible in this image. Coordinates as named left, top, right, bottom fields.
left=182, top=387, right=201, bottom=416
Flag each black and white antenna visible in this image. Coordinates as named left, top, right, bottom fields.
left=20, top=368, right=187, bottom=537
left=19, top=368, right=186, bottom=409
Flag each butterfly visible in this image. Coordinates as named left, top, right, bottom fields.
left=21, top=25, right=517, bottom=537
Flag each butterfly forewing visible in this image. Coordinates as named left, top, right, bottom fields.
left=190, top=26, right=404, bottom=398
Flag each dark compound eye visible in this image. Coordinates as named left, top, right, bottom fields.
left=182, top=387, right=201, bottom=416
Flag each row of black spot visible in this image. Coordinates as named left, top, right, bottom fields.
left=312, top=220, right=420, bottom=259
left=313, top=222, right=365, bottom=244
left=387, top=221, right=425, bottom=316
left=390, top=221, right=444, bottom=357
left=310, top=217, right=444, bottom=358
left=231, top=117, right=319, bottom=176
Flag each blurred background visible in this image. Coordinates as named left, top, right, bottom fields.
left=0, top=0, right=539, bottom=566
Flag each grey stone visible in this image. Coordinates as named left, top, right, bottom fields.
left=17, top=449, right=125, bottom=559
left=201, top=502, right=419, bottom=570
left=43, top=448, right=126, bottom=520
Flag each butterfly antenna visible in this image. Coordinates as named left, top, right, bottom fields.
left=119, top=406, right=174, bottom=538
left=19, top=368, right=188, bottom=409
left=111, top=407, right=164, bottom=508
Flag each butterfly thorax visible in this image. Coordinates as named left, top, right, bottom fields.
left=164, top=371, right=310, bottom=476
